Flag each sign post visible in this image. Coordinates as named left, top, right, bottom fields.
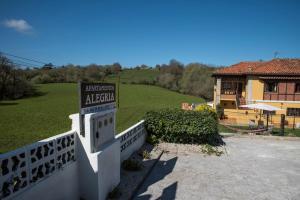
left=78, top=82, right=116, bottom=137
left=76, top=82, right=119, bottom=200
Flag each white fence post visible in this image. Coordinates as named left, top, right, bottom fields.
left=71, top=109, right=120, bottom=200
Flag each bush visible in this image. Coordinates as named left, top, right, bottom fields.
left=195, top=104, right=215, bottom=113
left=201, top=144, right=224, bottom=156
left=31, top=74, right=53, bottom=84
left=6, top=79, right=36, bottom=99
left=146, top=134, right=159, bottom=145
left=144, top=108, right=220, bottom=145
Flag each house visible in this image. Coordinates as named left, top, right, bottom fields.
left=212, top=59, right=300, bottom=127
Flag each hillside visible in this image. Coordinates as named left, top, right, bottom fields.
left=0, top=83, right=204, bottom=153
left=106, top=68, right=159, bottom=84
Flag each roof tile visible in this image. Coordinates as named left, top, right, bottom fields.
left=213, top=59, right=300, bottom=76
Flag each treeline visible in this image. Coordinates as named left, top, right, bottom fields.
left=0, top=56, right=220, bottom=100
left=152, top=60, right=216, bottom=100
left=0, top=56, right=36, bottom=100
left=26, top=63, right=122, bottom=84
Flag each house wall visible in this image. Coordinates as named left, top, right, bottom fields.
left=213, top=78, right=221, bottom=108
left=223, top=107, right=300, bottom=128
left=215, top=75, right=300, bottom=127
left=220, top=100, right=236, bottom=109
left=250, top=77, right=264, bottom=101
left=223, top=76, right=300, bottom=126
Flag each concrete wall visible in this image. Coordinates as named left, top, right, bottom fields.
left=17, top=162, right=79, bottom=200
left=0, top=131, right=78, bottom=200
left=116, top=120, right=147, bottom=162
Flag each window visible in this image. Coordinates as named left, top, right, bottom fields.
left=222, top=82, right=232, bottom=90
left=295, top=83, right=300, bottom=93
left=264, top=82, right=277, bottom=92
left=287, top=108, right=300, bottom=116
left=263, top=110, right=276, bottom=115
left=221, top=82, right=236, bottom=95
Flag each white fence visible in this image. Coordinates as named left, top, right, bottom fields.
left=116, top=120, right=147, bottom=161
left=0, top=117, right=147, bottom=200
left=0, top=131, right=77, bottom=200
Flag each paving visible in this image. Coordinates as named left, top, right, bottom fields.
left=133, top=136, right=300, bottom=200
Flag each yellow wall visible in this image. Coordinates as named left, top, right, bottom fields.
left=250, top=77, right=264, bottom=100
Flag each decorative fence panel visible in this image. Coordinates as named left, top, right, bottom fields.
left=116, top=120, right=147, bottom=161
left=0, top=131, right=76, bottom=200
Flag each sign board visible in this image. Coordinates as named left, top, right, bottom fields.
left=78, top=82, right=116, bottom=136
left=79, top=82, right=116, bottom=114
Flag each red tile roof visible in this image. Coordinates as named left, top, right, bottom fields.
left=213, top=59, right=300, bottom=76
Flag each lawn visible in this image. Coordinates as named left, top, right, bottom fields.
left=271, top=128, right=300, bottom=137
left=0, top=83, right=204, bottom=153
left=218, top=124, right=237, bottom=133
left=219, top=124, right=300, bottom=137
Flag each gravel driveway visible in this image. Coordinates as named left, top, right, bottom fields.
left=134, top=136, right=300, bottom=200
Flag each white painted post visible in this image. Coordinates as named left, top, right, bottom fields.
left=70, top=109, right=120, bottom=200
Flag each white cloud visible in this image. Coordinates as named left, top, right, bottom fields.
left=3, top=19, right=33, bottom=33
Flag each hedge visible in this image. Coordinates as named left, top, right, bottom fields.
left=144, top=108, right=221, bottom=145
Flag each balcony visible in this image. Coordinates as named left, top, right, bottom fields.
left=221, top=89, right=237, bottom=100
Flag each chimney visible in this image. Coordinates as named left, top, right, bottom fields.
left=248, top=66, right=252, bottom=71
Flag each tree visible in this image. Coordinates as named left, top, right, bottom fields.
left=155, top=64, right=161, bottom=71
left=156, top=59, right=184, bottom=91
left=0, top=56, right=36, bottom=100
left=112, top=62, right=122, bottom=73
left=180, top=63, right=214, bottom=100
left=85, top=65, right=105, bottom=82
left=0, top=56, right=13, bottom=99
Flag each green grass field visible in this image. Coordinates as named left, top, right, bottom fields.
left=106, top=68, right=159, bottom=83
left=0, top=83, right=204, bottom=153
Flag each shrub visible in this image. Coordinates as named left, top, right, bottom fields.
left=146, top=134, right=159, bottom=145
left=31, top=74, right=52, bottom=84
left=142, top=150, right=151, bottom=159
left=195, top=104, right=215, bottom=113
left=144, top=108, right=220, bottom=145
left=201, top=144, right=224, bottom=156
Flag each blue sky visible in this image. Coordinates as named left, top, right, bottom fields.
left=0, top=0, right=300, bottom=67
